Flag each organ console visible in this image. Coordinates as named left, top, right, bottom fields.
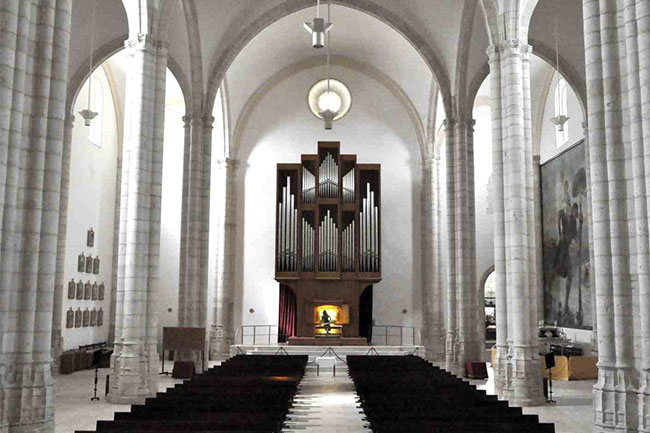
left=275, top=142, right=381, bottom=342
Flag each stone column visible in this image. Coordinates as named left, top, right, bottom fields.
left=177, top=113, right=213, bottom=368
left=487, top=40, right=544, bottom=407
left=421, top=154, right=446, bottom=365
left=51, top=115, right=75, bottom=374
left=107, top=35, right=168, bottom=405
left=0, top=1, right=73, bottom=430
left=583, top=123, right=598, bottom=354
left=532, top=156, right=544, bottom=323
left=582, top=0, right=650, bottom=430
left=210, top=158, right=239, bottom=360
left=445, top=117, right=480, bottom=376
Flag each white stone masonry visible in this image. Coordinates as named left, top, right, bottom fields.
left=106, top=35, right=168, bottom=405
left=0, top=1, right=73, bottom=431
left=582, top=0, right=650, bottom=431
left=421, top=153, right=446, bottom=366
left=177, top=113, right=213, bottom=368
left=210, top=158, right=239, bottom=359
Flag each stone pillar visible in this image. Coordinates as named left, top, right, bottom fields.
left=532, top=156, right=544, bottom=324
left=0, top=1, right=73, bottom=430
left=583, top=123, right=598, bottom=354
left=51, top=115, right=75, bottom=374
left=177, top=113, right=213, bottom=369
left=486, top=40, right=544, bottom=407
left=210, top=158, right=239, bottom=360
left=445, top=117, right=480, bottom=376
left=421, top=154, right=446, bottom=365
left=582, top=0, right=650, bottom=430
left=107, top=35, right=168, bottom=405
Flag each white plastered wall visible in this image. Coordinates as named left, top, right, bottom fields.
left=234, top=65, right=423, bottom=336
left=62, top=68, right=118, bottom=350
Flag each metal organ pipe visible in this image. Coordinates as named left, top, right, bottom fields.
left=318, top=209, right=338, bottom=271
left=360, top=182, right=378, bottom=272
left=302, top=168, right=315, bottom=203
left=277, top=176, right=297, bottom=272
left=318, top=152, right=338, bottom=198
left=343, top=168, right=355, bottom=203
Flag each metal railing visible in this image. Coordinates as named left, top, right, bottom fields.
left=371, top=325, right=421, bottom=346
left=234, top=325, right=279, bottom=345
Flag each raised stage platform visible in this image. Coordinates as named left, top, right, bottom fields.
left=230, top=344, right=425, bottom=362
left=288, top=337, right=368, bottom=346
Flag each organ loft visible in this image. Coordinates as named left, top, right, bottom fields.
left=276, top=141, right=380, bottom=345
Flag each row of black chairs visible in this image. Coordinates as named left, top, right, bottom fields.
left=347, top=355, right=555, bottom=433
left=76, top=354, right=307, bottom=433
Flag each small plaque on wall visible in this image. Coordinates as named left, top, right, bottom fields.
left=90, top=308, right=97, bottom=326
left=98, top=283, right=104, bottom=300
left=76, top=281, right=83, bottom=300
left=92, top=256, right=100, bottom=274
left=68, top=279, right=75, bottom=299
left=87, top=228, right=95, bottom=247
left=74, top=308, right=82, bottom=328
left=91, top=282, right=98, bottom=300
left=97, top=307, right=103, bottom=326
left=85, top=256, right=93, bottom=274
left=66, top=308, right=74, bottom=329
left=82, top=308, right=89, bottom=327
left=77, top=253, right=85, bottom=272
left=84, top=281, right=91, bottom=300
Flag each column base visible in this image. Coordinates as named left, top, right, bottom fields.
left=209, top=326, right=233, bottom=361
left=2, top=420, right=55, bottom=433
left=507, top=345, right=545, bottom=407
left=105, top=350, right=158, bottom=405
left=593, top=366, right=640, bottom=432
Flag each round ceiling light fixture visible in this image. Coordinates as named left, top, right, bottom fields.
left=307, top=78, right=352, bottom=129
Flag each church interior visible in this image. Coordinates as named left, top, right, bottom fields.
left=1, top=0, right=649, bottom=432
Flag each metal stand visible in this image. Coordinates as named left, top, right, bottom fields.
left=160, top=349, right=171, bottom=375
left=90, top=367, right=100, bottom=401
left=546, top=368, right=556, bottom=405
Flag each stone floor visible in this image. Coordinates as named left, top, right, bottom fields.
left=54, top=361, right=594, bottom=433
left=471, top=367, right=595, bottom=433
left=283, top=364, right=368, bottom=432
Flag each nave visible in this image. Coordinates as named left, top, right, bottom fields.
left=57, top=355, right=592, bottom=433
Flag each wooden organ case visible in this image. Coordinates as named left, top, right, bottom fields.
left=276, top=141, right=381, bottom=344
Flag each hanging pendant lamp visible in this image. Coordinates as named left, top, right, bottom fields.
left=79, top=0, right=98, bottom=126
left=549, top=0, right=569, bottom=132
left=304, top=0, right=333, bottom=48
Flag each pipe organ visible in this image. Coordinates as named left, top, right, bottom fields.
left=276, top=141, right=381, bottom=341
left=277, top=175, right=298, bottom=272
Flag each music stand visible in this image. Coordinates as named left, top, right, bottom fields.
left=545, top=352, right=557, bottom=405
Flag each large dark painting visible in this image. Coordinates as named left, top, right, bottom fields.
left=541, top=140, right=592, bottom=330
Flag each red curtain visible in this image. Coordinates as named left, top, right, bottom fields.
left=278, top=285, right=297, bottom=342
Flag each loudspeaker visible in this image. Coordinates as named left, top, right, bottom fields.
left=544, top=352, right=556, bottom=369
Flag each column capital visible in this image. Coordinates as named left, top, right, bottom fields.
left=124, top=34, right=168, bottom=54
left=421, top=155, right=437, bottom=169
left=486, top=40, right=532, bottom=61
left=183, top=113, right=216, bottom=129
left=216, top=158, right=240, bottom=170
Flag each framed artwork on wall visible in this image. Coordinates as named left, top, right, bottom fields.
left=68, top=279, right=75, bottom=299
left=98, top=282, right=104, bottom=300
left=76, top=281, right=83, bottom=300
left=78, top=253, right=85, bottom=272
left=541, top=140, right=592, bottom=330
left=87, top=228, right=94, bottom=247
left=97, top=307, right=103, bottom=326
left=85, top=256, right=93, bottom=274
left=91, top=282, right=98, bottom=300
left=92, top=256, right=100, bottom=274
left=84, top=281, right=91, bottom=300
left=66, top=308, right=74, bottom=328
left=90, top=308, right=97, bottom=326
left=82, top=308, right=89, bottom=327
left=74, top=308, right=82, bottom=327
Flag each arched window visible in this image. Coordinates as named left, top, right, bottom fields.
left=88, top=78, right=103, bottom=147
left=554, top=76, right=569, bottom=147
